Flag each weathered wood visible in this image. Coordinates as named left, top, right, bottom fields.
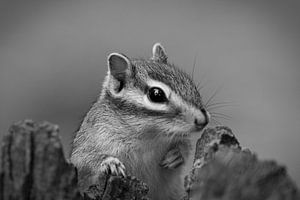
left=82, top=175, right=149, bottom=200
left=184, top=126, right=300, bottom=200
left=0, top=120, right=149, bottom=200
left=0, top=120, right=81, bottom=200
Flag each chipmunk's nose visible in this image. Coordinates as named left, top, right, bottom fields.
left=194, top=109, right=210, bottom=129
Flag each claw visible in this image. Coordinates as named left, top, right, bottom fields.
left=167, top=156, right=184, bottom=168
left=160, top=148, right=184, bottom=169
left=99, top=156, right=126, bottom=177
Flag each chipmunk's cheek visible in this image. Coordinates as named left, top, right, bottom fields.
left=169, top=118, right=193, bottom=134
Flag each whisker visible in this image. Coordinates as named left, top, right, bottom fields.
left=209, top=112, right=232, bottom=119
left=211, top=118, right=221, bottom=125
left=196, top=81, right=207, bottom=92
left=211, top=115, right=231, bottom=121
left=207, top=103, right=235, bottom=111
left=168, top=121, right=178, bottom=143
left=204, top=85, right=223, bottom=108
left=206, top=101, right=235, bottom=109
left=191, top=54, right=197, bottom=81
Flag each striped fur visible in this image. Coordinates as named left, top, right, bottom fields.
left=71, top=43, right=209, bottom=200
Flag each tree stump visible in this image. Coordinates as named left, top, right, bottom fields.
left=184, top=126, right=300, bottom=200
left=0, top=120, right=148, bottom=200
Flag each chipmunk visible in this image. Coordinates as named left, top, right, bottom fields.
left=70, top=43, right=210, bottom=200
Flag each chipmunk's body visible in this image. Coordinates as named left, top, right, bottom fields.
left=71, top=44, right=209, bottom=200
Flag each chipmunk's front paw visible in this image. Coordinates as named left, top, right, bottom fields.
left=99, top=156, right=126, bottom=177
left=160, top=148, right=184, bottom=169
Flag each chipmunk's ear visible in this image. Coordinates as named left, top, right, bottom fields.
left=107, top=53, right=132, bottom=81
left=152, top=43, right=168, bottom=64
left=107, top=53, right=132, bottom=92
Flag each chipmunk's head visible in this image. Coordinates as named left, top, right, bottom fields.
left=102, top=43, right=210, bottom=139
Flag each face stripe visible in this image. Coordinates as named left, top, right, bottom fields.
left=132, top=59, right=203, bottom=109
left=103, top=57, right=209, bottom=131
left=105, top=76, right=207, bottom=126
left=105, top=90, right=175, bottom=117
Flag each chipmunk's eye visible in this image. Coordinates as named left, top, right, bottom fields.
left=148, top=87, right=168, bottom=103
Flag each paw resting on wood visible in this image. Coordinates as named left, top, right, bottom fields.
left=82, top=155, right=127, bottom=198
left=160, top=148, right=184, bottom=169
left=99, top=156, right=126, bottom=177
left=84, top=155, right=149, bottom=200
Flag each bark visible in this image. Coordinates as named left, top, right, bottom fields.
left=184, top=126, right=300, bottom=200
left=0, top=120, right=148, bottom=200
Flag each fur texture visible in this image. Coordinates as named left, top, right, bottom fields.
left=71, top=43, right=209, bottom=200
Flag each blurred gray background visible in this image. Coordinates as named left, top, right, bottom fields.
left=0, top=0, right=299, bottom=186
